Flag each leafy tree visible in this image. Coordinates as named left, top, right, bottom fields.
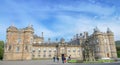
left=115, top=41, right=120, bottom=58
left=0, top=41, right=4, bottom=60
left=117, top=51, right=120, bottom=58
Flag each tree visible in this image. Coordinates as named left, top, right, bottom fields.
left=0, top=41, right=4, bottom=60
left=116, top=47, right=120, bottom=58
left=115, top=41, right=120, bottom=58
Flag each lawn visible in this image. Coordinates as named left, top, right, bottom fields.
left=67, top=59, right=115, bottom=63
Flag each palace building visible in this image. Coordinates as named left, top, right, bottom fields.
left=3, top=25, right=117, bottom=60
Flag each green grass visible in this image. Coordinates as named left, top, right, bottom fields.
left=67, top=59, right=83, bottom=63
left=68, top=59, right=115, bottom=63
left=97, top=59, right=115, bottom=63
left=68, top=60, right=77, bottom=63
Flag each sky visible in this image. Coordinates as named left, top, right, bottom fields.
left=0, top=0, right=120, bottom=42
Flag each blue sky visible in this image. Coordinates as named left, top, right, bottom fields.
left=0, top=0, right=120, bottom=42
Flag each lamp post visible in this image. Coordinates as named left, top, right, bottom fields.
left=56, top=44, right=59, bottom=57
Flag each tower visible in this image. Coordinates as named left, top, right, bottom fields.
left=107, top=28, right=117, bottom=59
left=93, top=27, right=105, bottom=59
left=4, top=25, right=34, bottom=60
left=22, top=25, right=34, bottom=60
left=4, top=25, right=19, bottom=60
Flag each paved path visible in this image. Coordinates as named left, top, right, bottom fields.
left=0, top=60, right=120, bottom=65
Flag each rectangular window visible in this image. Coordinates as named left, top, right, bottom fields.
left=68, top=50, right=71, bottom=52
left=32, top=49, right=35, bottom=52
left=73, top=50, right=76, bottom=52
left=32, top=55, right=35, bottom=57
left=38, top=55, right=40, bottom=57
left=44, top=50, right=46, bottom=52
left=49, top=50, right=51, bottom=52
left=43, top=55, right=46, bottom=57
left=38, top=50, right=41, bottom=52
left=8, top=45, right=11, bottom=51
left=49, top=55, right=51, bottom=57
left=17, top=38, right=21, bottom=44
left=16, top=47, right=19, bottom=52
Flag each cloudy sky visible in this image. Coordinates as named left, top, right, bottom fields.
left=0, top=0, right=120, bottom=42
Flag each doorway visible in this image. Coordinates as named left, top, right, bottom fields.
left=107, top=53, right=109, bottom=57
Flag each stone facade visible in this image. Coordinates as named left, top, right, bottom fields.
left=4, top=25, right=117, bottom=60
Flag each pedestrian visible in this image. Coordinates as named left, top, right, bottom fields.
left=62, top=56, right=64, bottom=63
left=64, top=57, right=66, bottom=63
left=53, top=56, right=55, bottom=62
left=68, top=55, right=71, bottom=60
left=57, top=56, right=59, bottom=62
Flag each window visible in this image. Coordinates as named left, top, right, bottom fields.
left=38, top=55, right=40, bottom=57
left=16, top=47, right=19, bottom=52
left=44, top=48, right=46, bottom=51
left=32, top=49, right=35, bottom=52
left=17, top=38, right=21, bottom=44
left=32, top=55, right=35, bottom=57
left=54, top=50, right=56, bottom=52
left=38, top=49, right=41, bottom=52
left=68, top=50, right=71, bottom=52
left=54, top=49, right=56, bottom=52
left=78, top=50, right=80, bottom=52
left=44, top=50, right=46, bottom=52
left=43, top=54, right=46, bottom=57
left=49, top=50, right=51, bottom=52
left=25, top=46, right=28, bottom=50
left=49, top=55, right=51, bottom=57
left=38, top=41, right=41, bottom=44
left=30, top=38, right=33, bottom=44
left=73, top=50, right=76, bottom=52
left=96, top=39, right=99, bottom=43
left=98, top=47, right=100, bottom=52
left=8, top=45, right=11, bottom=51
left=106, top=48, right=109, bottom=52
left=33, top=42, right=36, bottom=44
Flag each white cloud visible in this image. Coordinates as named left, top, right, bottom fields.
left=0, top=0, right=120, bottom=42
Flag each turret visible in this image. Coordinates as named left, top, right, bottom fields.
left=7, top=25, right=18, bottom=32
left=60, top=38, right=65, bottom=44
left=24, top=25, right=34, bottom=44
left=93, top=27, right=102, bottom=36
left=24, top=25, right=34, bottom=33
left=94, top=27, right=101, bottom=33
left=107, top=28, right=113, bottom=36
left=106, top=28, right=117, bottom=58
left=7, top=25, right=18, bottom=44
